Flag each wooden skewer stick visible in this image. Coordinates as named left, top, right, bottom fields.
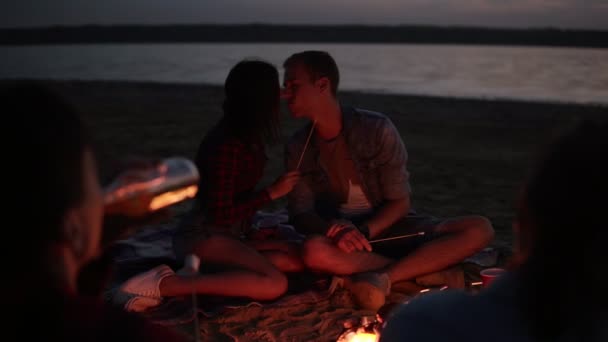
left=296, top=120, right=316, bottom=170
left=184, top=255, right=201, bottom=342
left=369, top=231, right=425, bottom=244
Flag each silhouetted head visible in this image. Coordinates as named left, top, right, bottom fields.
left=516, top=119, right=607, bottom=340
left=4, top=82, right=104, bottom=283
left=222, top=59, right=281, bottom=145
left=282, top=51, right=340, bottom=119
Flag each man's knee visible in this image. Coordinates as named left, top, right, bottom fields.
left=461, top=215, right=494, bottom=248
left=301, top=235, right=335, bottom=269
left=438, top=215, right=494, bottom=247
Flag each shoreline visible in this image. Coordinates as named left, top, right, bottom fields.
left=5, top=78, right=608, bottom=108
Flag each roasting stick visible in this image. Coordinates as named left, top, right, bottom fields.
left=369, top=231, right=425, bottom=244
left=184, top=255, right=201, bottom=342
left=295, top=120, right=317, bottom=170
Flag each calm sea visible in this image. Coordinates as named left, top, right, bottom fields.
left=1, top=43, right=607, bottom=105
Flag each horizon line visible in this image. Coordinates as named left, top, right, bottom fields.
left=2, top=23, right=607, bottom=33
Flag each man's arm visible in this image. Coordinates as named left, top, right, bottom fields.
left=328, top=197, right=408, bottom=253
left=285, top=137, right=331, bottom=235
left=361, top=117, right=411, bottom=238
left=363, top=197, right=410, bottom=239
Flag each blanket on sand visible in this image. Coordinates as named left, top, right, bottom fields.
left=104, top=209, right=501, bottom=332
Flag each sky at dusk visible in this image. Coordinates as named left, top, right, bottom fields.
left=2, top=0, right=607, bottom=30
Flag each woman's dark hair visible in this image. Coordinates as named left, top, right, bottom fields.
left=222, top=60, right=281, bottom=145
left=3, top=82, right=90, bottom=249
left=518, top=120, right=607, bottom=340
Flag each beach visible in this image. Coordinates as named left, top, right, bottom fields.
left=34, top=80, right=607, bottom=340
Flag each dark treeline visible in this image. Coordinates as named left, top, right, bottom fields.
left=1, top=24, right=606, bottom=47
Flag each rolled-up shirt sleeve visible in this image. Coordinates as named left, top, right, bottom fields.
left=375, top=118, right=411, bottom=201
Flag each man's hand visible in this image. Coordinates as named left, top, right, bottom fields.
left=325, top=219, right=354, bottom=238
left=326, top=221, right=372, bottom=253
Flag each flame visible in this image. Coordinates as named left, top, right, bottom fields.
left=351, top=333, right=378, bottom=342
left=149, top=185, right=198, bottom=211
left=339, top=331, right=379, bottom=342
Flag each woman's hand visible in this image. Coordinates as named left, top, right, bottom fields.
left=266, top=171, right=301, bottom=200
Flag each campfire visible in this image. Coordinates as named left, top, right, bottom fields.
left=337, top=316, right=381, bottom=342
left=340, top=332, right=378, bottom=342
left=336, top=285, right=457, bottom=341
left=335, top=264, right=497, bottom=341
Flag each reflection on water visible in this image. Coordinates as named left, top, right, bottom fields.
left=1, top=43, right=607, bottom=104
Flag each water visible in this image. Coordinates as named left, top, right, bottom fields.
left=1, top=43, right=607, bottom=105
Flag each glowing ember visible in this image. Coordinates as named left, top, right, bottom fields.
left=337, top=316, right=381, bottom=342
left=149, top=185, right=198, bottom=211
left=344, top=332, right=379, bottom=342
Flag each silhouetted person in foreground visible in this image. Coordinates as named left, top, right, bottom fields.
left=5, top=83, right=189, bottom=341
left=381, top=120, right=608, bottom=341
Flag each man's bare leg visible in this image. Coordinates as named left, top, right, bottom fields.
left=301, top=235, right=393, bottom=275
left=385, top=216, right=493, bottom=283
left=301, top=216, right=493, bottom=283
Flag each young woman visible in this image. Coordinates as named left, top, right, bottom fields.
left=116, top=61, right=304, bottom=312
left=152, top=60, right=304, bottom=305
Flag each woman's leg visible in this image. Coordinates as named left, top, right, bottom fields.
left=161, top=235, right=288, bottom=300
left=247, top=240, right=305, bottom=273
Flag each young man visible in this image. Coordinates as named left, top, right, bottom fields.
left=282, top=51, right=494, bottom=309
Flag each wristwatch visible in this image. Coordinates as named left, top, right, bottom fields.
left=357, top=224, right=370, bottom=239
